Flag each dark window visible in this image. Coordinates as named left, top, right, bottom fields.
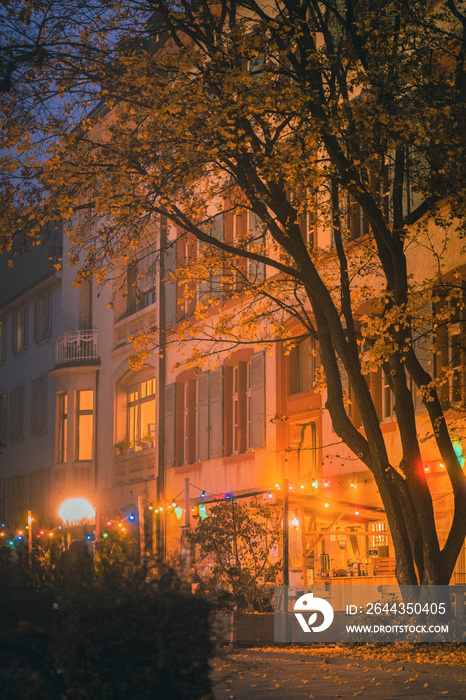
left=34, top=292, right=52, bottom=343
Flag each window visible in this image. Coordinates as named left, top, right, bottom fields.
left=8, top=385, right=24, bottom=443
left=295, top=186, right=315, bottom=248
left=0, top=318, right=6, bottom=361
left=225, top=351, right=265, bottom=455
left=176, top=233, right=196, bottom=320
left=196, top=368, right=223, bottom=462
left=246, top=211, right=266, bottom=283
left=57, top=393, right=68, bottom=463
left=448, top=322, right=463, bottom=404
left=76, top=389, right=94, bottom=461
left=175, top=379, right=196, bottom=466
left=34, top=292, right=52, bottom=343
left=232, top=367, right=239, bottom=453
left=127, top=377, right=156, bottom=447
left=288, top=337, right=315, bottom=395
left=31, top=375, right=48, bottom=436
left=246, top=361, right=252, bottom=449
left=182, top=383, right=190, bottom=464
left=434, top=285, right=465, bottom=406
left=0, top=393, right=7, bottom=446
left=127, top=244, right=157, bottom=316
left=381, top=371, right=394, bottom=420
left=197, top=214, right=225, bottom=303
left=370, top=522, right=389, bottom=548
left=12, top=306, right=27, bottom=354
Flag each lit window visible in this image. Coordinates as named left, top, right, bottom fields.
left=57, top=393, right=67, bottom=463
left=232, top=367, right=239, bottom=453
left=370, top=522, right=388, bottom=548
left=12, top=306, right=28, bottom=354
left=127, top=378, right=156, bottom=446
left=76, top=390, right=94, bottom=461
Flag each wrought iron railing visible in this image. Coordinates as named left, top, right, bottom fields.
left=55, top=330, right=99, bottom=365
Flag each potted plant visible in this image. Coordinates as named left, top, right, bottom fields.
left=115, top=437, right=131, bottom=455
left=138, top=433, right=154, bottom=449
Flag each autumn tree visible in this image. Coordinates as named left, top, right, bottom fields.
left=1, top=0, right=466, bottom=586
left=188, top=499, right=281, bottom=611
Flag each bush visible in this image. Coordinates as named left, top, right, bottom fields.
left=52, top=585, right=213, bottom=699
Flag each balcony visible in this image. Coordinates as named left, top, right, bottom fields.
left=55, top=330, right=100, bottom=366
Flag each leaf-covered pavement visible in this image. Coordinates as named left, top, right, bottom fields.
left=211, top=647, right=466, bottom=699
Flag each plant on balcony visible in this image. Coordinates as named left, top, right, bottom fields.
left=137, top=433, right=154, bottom=449
left=114, top=438, right=131, bottom=455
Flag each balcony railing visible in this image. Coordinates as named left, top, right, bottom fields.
left=55, top=330, right=99, bottom=366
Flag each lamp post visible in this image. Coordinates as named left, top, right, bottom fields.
left=27, top=510, right=32, bottom=566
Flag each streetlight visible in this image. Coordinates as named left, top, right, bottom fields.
left=58, top=497, right=95, bottom=525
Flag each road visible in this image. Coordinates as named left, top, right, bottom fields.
left=211, top=648, right=466, bottom=699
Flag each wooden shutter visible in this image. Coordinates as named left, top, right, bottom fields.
left=223, top=365, right=233, bottom=456
left=211, top=213, right=224, bottom=298
left=164, top=383, right=176, bottom=467
left=210, top=367, right=224, bottom=459
left=251, top=351, right=265, bottom=449
left=164, top=243, right=177, bottom=327
left=197, top=372, right=210, bottom=461
left=197, top=239, right=211, bottom=302
left=248, top=212, right=266, bottom=282
left=188, top=379, right=197, bottom=464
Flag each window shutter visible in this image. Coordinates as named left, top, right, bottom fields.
left=197, top=240, right=211, bottom=302
left=210, top=367, right=224, bottom=459
left=411, top=302, right=434, bottom=410
left=197, top=372, right=210, bottom=461
left=211, top=213, right=224, bottom=298
left=188, top=379, right=197, bottom=464
left=223, top=365, right=233, bottom=456
left=248, top=212, right=266, bottom=282
left=164, top=383, right=176, bottom=467
left=0, top=393, right=7, bottom=446
left=211, top=213, right=224, bottom=242
left=251, top=351, right=265, bottom=449
left=164, top=243, right=177, bottom=327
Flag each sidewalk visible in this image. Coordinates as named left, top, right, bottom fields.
left=211, top=648, right=466, bottom=699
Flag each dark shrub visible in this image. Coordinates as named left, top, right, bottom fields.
left=52, top=586, right=213, bottom=699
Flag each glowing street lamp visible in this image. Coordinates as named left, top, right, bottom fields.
left=58, top=498, right=95, bottom=526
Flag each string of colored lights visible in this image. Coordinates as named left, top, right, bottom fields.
left=1, top=460, right=454, bottom=545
